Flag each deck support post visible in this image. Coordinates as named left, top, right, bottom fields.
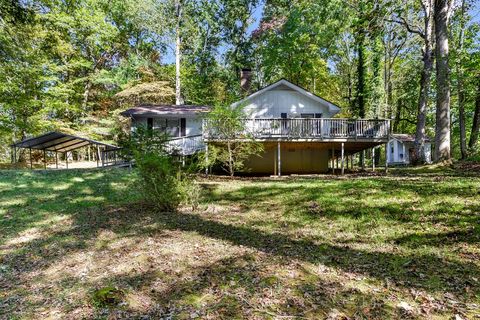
left=43, top=149, right=47, bottom=170
left=384, top=143, right=388, bottom=173
left=274, top=146, right=277, bottom=176
left=361, top=150, right=365, bottom=171
left=332, top=146, right=335, bottom=174
left=29, top=148, right=32, bottom=169
left=372, top=147, right=375, bottom=171
left=277, top=142, right=281, bottom=177
left=341, top=142, right=345, bottom=175
left=205, top=143, right=209, bottom=176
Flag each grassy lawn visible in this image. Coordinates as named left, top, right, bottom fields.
left=0, top=168, right=479, bottom=319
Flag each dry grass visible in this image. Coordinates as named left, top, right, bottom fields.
left=0, top=168, right=479, bottom=319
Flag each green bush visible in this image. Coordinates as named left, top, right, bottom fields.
left=178, top=176, right=202, bottom=211
left=136, top=152, right=182, bottom=211
left=120, top=126, right=202, bottom=211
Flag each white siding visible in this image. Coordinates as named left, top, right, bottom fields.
left=387, top=139, right=432, bottom=164
left=242, top=89, right=335, bottom=118
left=425, top=143, right=432, bottom=163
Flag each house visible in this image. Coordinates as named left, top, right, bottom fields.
left=120, top=104, right=209, bottom=155
left=387, top=134, right=432, bottom=165
left=121, top=78, right=391, bottom=175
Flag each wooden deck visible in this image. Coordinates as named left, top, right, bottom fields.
left=203, top=118, right=390, bottom=142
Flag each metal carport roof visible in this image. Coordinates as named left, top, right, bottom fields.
left=11, top=131, right=119, bottom=153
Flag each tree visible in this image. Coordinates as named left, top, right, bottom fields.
left=469, top=76, right=480, bottom=151
left=433, top=0, right=454, bottom=162
left=389, top=0, right=434, bottom=164
left=175, top=0, right=184, bottom=105
left=204, top=104, right=263, bottom=176
left=455, top=0, right=467, bottom=159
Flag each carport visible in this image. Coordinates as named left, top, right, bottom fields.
left=11, top=131, right=120, bottom=169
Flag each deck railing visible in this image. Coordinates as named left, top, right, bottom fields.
left=203, top=118, right=390, bottom=140
left=165, top=134, right=205, bottom=155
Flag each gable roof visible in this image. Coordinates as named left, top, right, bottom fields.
left=120, top=104, right=210, bottom=117
left=11, top=131, right=119, bottom=152
left=232, top=79, right=341, bottom=114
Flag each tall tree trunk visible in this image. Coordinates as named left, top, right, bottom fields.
left=356, top=34, right=366, bottom=168
left=356, top=34, right=366, bottom=118
left=413, top=0, right=434, bottom=165
left=468, top=76, right=480, bottom=151
left=434, top=0, right=452, bottom=162
left=175, top=0, right=184, bottom=105
left=456, top=0, right=467, bottom=159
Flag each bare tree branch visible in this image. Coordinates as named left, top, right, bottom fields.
left=385, top=17, right=425, bottom=38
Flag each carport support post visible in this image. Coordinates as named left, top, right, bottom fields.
left=55, top=151, right=58, bottom=169
left=65, top=152, right=69, bottom=169
left=277, top=142, right=281, bottom=177
left=43, top=149, right=46, bottom=170
left=96, top=145, right=100, bottom=167
left=29, top=148, right=32, bottom=169
left=341, top=142, right=345, bottom=175
left=372, top=147, right=375, bottom=171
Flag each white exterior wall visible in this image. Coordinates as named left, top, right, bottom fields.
left=242, top=89, right=336, bottom=118
left=387, top=139, right=432, bottom=164
left=425, top=143, right=432, bottom=163
left=387, top=139, right=408, bottom=164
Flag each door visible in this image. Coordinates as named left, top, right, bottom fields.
left=180, top=118, right=186, bottom=137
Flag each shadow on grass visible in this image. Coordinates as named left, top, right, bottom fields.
left=1, top=170, right=479, bottom=317
left=104, top=253, right=402, bottom=319
left=143, top=210, right=480, bottom=298
left=0, top=169, right=138, bottom=244
left=201, top=177, right=480, bottom=228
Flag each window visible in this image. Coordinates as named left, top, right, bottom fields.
left=154, top=118, right=181, bottom=137
left=166, top=118, right=180, bottom=137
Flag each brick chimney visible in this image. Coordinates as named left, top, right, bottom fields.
left=240, top=68, right=253, bottom=93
